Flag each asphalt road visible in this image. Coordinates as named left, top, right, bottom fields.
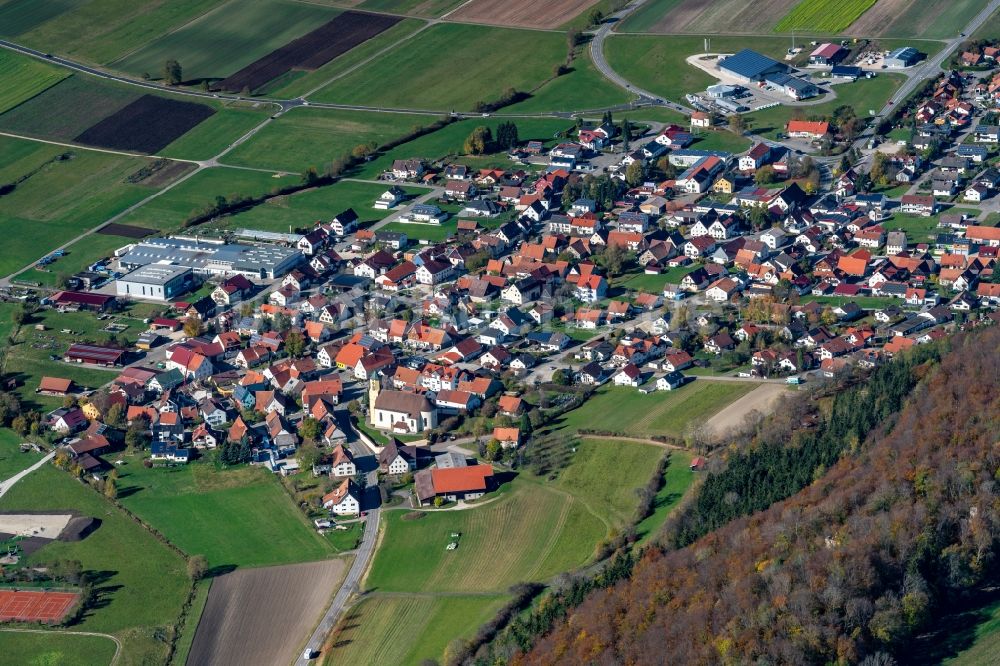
left=296, top=507, right=380, bottom=665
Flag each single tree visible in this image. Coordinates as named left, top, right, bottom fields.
left=284, top=328, right=305, bottom=358
left=187, top=555, right=208, bottom=581
left=163, top=59, right=182, bottom=86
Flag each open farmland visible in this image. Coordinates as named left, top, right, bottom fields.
left=358, top=0, right=467, bottom=17
left=312, top=23, right=566, bottom=111
left=221, top=108, right=431, bottom=173
left=448, top=0, right=598, bottom=29
left=216, top=10, right=400, bottom=93
left=327, top=593, right=507, bottom=666
left=775, top=0, right=877, bottom=33
left=112, top=0, right=340, bottom=83
left=1, top=465, right=190, bottom=664
left=118, top=460, right=337, bottom=568
left=625, top=0, right=799, bottom=34
left=0, top=0, right=229, bottom=64
left=0, top=75, right=139, bottom=141
left=0, top=49, right=70, bottom=115
left=187, top=560, right=346, bottom=666
left=504, top=49, right=633, bottom=113
left=0, top=136, right=163, bottom=280
left=847, top=0, right=985, bottom=39
left=74, top=95, right=215, bottom=154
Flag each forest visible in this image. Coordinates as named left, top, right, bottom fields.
left=514, top=327, right=1000, bottom=664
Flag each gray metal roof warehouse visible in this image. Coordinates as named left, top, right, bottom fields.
left=118, top=237, right=302, bottom=279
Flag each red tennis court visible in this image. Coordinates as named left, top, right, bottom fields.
left=0, top=589, right=79, bottom=622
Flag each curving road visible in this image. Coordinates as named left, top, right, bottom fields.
left=0, top=628, right=122, bottom=665
left=0, top=451, right=55, bottom=499
left=295, top=508, right=380, bottom=665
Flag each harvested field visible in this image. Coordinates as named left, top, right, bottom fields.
left=642, top=0, right=799, bottom=34
left=74, top=95, right=215, bottom=154
left=0, top=75, right=139, bottom=141
left=187, top=559, right=346, bottom=666
left=0, top=589, right=79, bottom=623
left=216, top=10, right=400, bottom=93
left=448, top=0, right=598, bottom=29
left=846, top=0, right=983, bottom=39
left=704, top=383, right=791, bottom=440
left=97, top=223, right=156, bottom=238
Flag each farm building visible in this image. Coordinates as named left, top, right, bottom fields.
left=718, top=49, right=788, bottom=83
left=414, top=464, right=495, bottom=505
left=116, top=264, right=193, bottom=302
left=65, top=343, right=126, bottom=367
left=37, top=377, right=74, bottom=396
left=809, top=43, right=846, bottom=65
left=49, top=290, right=114, bottom=311
left=830, top=65, right=864, bottom=81
left=764, top=73, right=819, bottom=100
left=118, top=238, right=302, bottom=280
left=885, top=47, right=921, bottom=68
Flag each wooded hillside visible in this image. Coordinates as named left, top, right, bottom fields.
left=521, top=328, right=1000, bottom=665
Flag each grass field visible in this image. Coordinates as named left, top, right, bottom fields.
left=380, top=219, right=458, bottom=243
left=634, top=448, right=695, bottom=544
left=356, top=117, right=573, bottom=180
left=18, top=230, right=156, bottom=288
left=1, top=465, right=190, bottom=664
left=775, top=0, right=878, bottom=33
left=159, top=106, right=271, bottom=162
left=0, top=49, right=71, bottom=115
left=0, top=136, right=160, bottom=279
left=688, top=129, right=752, bottom=153
left=118, top=460, right=335, bottom=569
left=747, top=75, right=905, bottom=139
left=549, top=381, right=760, bottom=438
left=0, top=75, right=139, bottom=141
left=0, top=0, right=229, bottom=65
left=327, top=593, right=507, bottom=666
left=368, top=478, right=606, bottom=594
left=171, top=579, right=212, bottom=666
left=501, top=49, right=633, bottom=114
left=852, top=0, right=985, bottom=39
left=206, top=180, right=430, bottom=234
left=263, top=18, right=425, bottom=99
left=312, top=23, right=567, bottom=111
left=221, top=109, right=433, bottom=173
left=112, top=0, right=340, bottom=83
left=942, top=599, right=1000, bottom=665
left=0, top=428, right=42, bottom=479
left=616, top=264, right=697, bottom=293
left=0, top=631, right=119, bottom=666
left=114, top=166, right=294, bottom=232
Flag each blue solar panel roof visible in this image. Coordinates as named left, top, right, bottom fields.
left=719, top=49, right=787, bottom=79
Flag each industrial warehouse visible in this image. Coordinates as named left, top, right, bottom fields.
left=117, top=237, right=303, bottom=280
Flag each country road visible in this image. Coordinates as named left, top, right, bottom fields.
left=0, top=451, right=55, bottom=499
left=295, top=507, right=380, bottom=665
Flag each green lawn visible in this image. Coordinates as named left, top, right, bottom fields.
left=115, top=166, right=294, bottom=231
left=1, top=465, right=190, bottom=664
left=775, top=0, right=877, bottom=34
left=368, top=478, right=605, bottom=595
left=0, top=302, right=18, bottom=343
left=748, top=75, right=905, bottom=139
left=209, top=179, right=430, bottom=234
left=112, top=0, right=340, bottom=83
left=324, top=522, right=362, bottom=552
left=356, top=117, right=573, bottom=179
left=118, top=460, right=336, bottom=568
left=550, top=381, right=759, bottom=439
left=0, top=631, right=119, bottom=666
left=221, top=108, right=434, bottom=174
left=635, top=449, right=694, bottom=544
left=943, top=599, right=1000, bottom=665
left=326, top=592, right=507, bottom=666
left=0, top=136, right=161, bottom=279
left=264, top=18, right=426, bottom=99
left=380, top=219, right=457, bottom=243
left=312, top=23, right=567, bottom=111
left=616, top=264, right=697, bottom=293
left=2, top=0, right=229, bottom=65
left=0, top=49, right=71, bottom=115
left=0, top=428, right=42, bottom=479
left=503, top=49, right=633, bottom=114
left=882, top=208, right=976, bottom=243
left=688, top=129, right=752, bottom=153
left=553, top=438, right=663, bottom=527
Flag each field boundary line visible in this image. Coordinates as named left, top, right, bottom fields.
left=0, top=130, right=199, bottom=164
left=0, top=628, right=122, bottom=665
left=525, top=494, right=573, bottom=581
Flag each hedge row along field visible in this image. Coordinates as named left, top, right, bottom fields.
left=216, top=10, right=401, bottom=93
left=775, top=0, right=878, bottom=33
left=74, top=94, right=215, bottom=153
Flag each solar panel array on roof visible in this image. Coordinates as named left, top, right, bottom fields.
left=718, top=49, right=788, bottom=81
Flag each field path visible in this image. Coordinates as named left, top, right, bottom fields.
left=0, top=628, right=121, bottom=665
left=0, top=451, right=55, bottom=499
left=703, top=383, right=790, bottom=440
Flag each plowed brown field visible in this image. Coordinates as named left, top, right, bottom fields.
left=187, top=559, right=346, bottom=666
left=648, top=0, right=798, bottom=34
left=448, top=0, right=598, bottom=29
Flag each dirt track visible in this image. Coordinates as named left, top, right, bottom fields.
left=704, top=383, right=790, bottom=440
left=187, top=559, right=346, bottom=666
left=449, top=0, right=598, bottom=29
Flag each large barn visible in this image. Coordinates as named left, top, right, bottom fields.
left=718, top=49, right=789, bottom=82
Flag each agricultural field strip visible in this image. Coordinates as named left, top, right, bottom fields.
left=0, top=629, right=121, bottom=664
